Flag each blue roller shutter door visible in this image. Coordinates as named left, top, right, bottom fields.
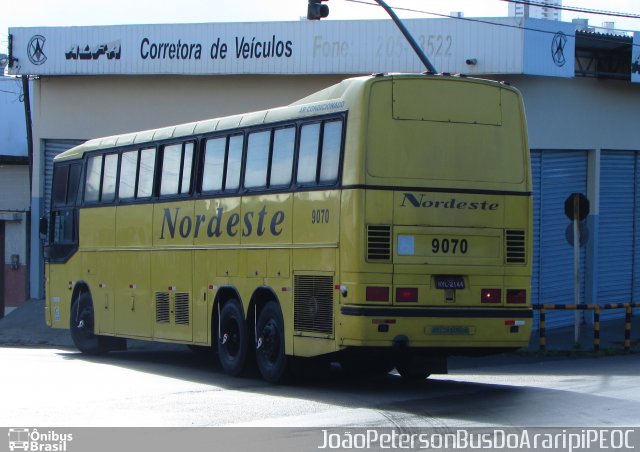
left=598, top=151, right=635, bottom=321
left=635, top=153, right=640, bottom=309
left=531, top=150, right=541, bottom=330
left=536, top=150, right=588, bottom=329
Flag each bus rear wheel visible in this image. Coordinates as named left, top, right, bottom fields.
left=340, top=359, right=394, bottom=377
left=395, top=362, right=431, bottom=380
left=256, top=301, right=288, bottom=383
left=70, top=293, right=106, bottom=355
left=217, top=300, right=248, bottom=377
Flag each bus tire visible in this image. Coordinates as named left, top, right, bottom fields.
left=394, top=360, right=431, bottom=380
left=341, top=359, right=394, bottom=376
left=217, top=300, right=248, bottom=377
left=255, top=301, right=288, bottom=384
left=70, top=293, right=106, bottom=355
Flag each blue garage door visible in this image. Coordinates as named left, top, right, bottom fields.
left=598, top=151, right=637, bottom=321
left=531, top=151, right=541, bottom=329
left=532, top=150, right=588, bottom=329
left=635, top=153, right=640, bottom=306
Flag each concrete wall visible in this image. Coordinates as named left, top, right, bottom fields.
left=32, top=75, right=349, bottom=141
left=0, top=165, right=30, bottom=211
left=498, top=75, right=640, bottom=151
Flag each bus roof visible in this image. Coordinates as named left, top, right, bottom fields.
left=54, top=73, right=515, bottom=162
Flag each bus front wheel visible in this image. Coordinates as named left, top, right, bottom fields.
left=217, top=300, right=248, bottom=377
left=70, top=293, right=106, bottom=355
left=255, top=301, right=288, bottom=383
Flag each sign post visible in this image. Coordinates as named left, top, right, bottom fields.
left=564, top=193, right=590, bottom=346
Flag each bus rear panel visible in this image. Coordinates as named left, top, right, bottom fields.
left=336, top=75, right=532, bottom=370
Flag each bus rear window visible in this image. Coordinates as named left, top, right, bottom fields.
left=367, top=82, right=525, bottom=186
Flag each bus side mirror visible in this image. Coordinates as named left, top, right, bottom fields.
left=39, top=216, right=48, bottom=240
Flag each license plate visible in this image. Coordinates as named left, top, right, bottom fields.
left=435, top=276, right=465, bottom=290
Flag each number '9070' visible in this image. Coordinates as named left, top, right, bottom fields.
left=432, top=238, right=468, bottom=254
left=311, top=209, right=330, bottom=224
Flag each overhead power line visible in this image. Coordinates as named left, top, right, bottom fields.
left=343, top=0, right=640, bottom=48
left=501, top=0, right=640, bottom=20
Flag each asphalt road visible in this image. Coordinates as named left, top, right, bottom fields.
left=1, top=346, right=639, bottom=428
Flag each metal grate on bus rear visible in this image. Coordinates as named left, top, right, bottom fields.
left=367, top=225, right=391, bottom=261
left=505, top=229, right=526, bottom=264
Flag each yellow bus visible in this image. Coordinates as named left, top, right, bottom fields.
left=42, top=73, right=532, bottom=383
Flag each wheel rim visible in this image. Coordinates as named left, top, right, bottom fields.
left=259, top=319, right=280, bottom=365
left=75, top=306, right=95, bottom=342
left=221, top=317, right=241, bottom=358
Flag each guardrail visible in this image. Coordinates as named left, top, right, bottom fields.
left=532, top=303, right=639, bottom=352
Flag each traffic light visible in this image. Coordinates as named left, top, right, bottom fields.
left=307, top=0, right=329, bottom=20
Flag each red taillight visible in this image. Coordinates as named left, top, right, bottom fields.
left=396, top=287, right=418, bottom=302
left=507, top=289, right=527, bottom=304
left=481, top=288, right=501, bottom=304
left=366, top=286, right=389, bottom=302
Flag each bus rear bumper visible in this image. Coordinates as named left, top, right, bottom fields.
left=338, top=305, right=532, bottom=349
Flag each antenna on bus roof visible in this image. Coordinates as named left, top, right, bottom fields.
left=305, top=0, right=437, bottom=74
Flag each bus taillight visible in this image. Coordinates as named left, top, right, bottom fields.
left=366, top=286, right=389, bottom=302
left=481, top=288, right=501, bottom=304
left=396, top=287, right=418, bottom=302
left=507, top=289, right=527, bottom=304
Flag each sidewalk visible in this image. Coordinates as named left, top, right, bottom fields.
left=0, top=299, right=182, bottom=351
left=527, top=312, right=640, bottom=353
left=1, top=299, right=639, bottom=353
left=0, top=299, right=73, bottom=348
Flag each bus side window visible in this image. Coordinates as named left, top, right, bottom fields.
left=84, top=153, right=118, bottom=203
left=181, top=142, right=194, bottom=194
left=297, top=123, right=320, bottom=185
left=50, top=162, right=82, bottom=248
left=52, top=165, right=69, bottom=207
left=160, top=144, right=181, bottom=196
left=225, top=135, right=243, bottom=192
left=245, top=130, right=270, bottom=189
left=51, top=162, right=82, bottom=208
left=84, top=155, right=103, bottom=203
left=137, top=147, right=156, bottom=198
left=319, top=120, right=343, bottom=184
left=202, top=137, right=225, bottom=192
left=53, top=210, right=75, bottom=244
left=66, top=163, right=82, bottom=205
left=101, top=153, right=118, bottom=203
left=119, top=150, right=139, bottom=200
left=270, top=126, right=295, bottom=187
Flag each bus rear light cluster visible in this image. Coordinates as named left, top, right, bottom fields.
left=507, top=289, right=527, bottom=304
left=366, top=286, right=389, bottom=302
left=481, top=288, right=501, bottom=304
left=396, top=287, right=418, bottom=302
